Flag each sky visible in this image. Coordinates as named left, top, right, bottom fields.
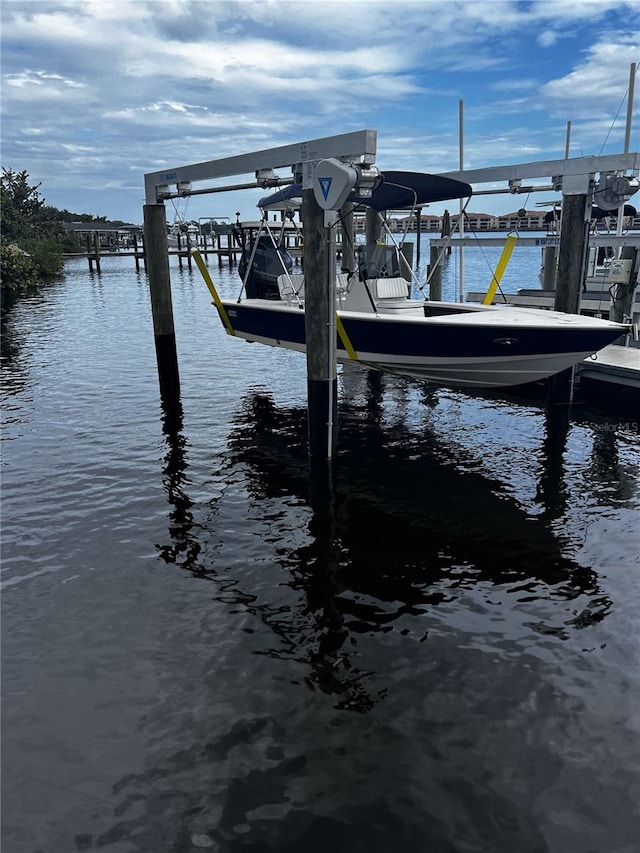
left=1, top=0, right=639, bottom=226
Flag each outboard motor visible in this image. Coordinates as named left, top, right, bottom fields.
left=356, top=244, right=402, bottom=280
left=239, top=234, right=293, bottom=299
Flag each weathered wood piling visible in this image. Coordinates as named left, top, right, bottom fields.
left=143, top=204, right=180, bottom=401
left=302, top=190, right=337, bottom=458
left=548, top=190, right=590, bottom=403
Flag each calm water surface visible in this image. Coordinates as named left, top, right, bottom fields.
left=2, top=241, right=639, bottom=853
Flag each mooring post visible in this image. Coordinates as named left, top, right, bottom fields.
left=428, top=243, right=443, bottom=300
left=399, top=243, right=413, bottom=283
left=442, top=209, right=452, bottom=254
left=177, top=233, right=183, bottom=270
left=549, top=188, right=590, bottom=403
left=365, top=207, right=383, bottom=245
left=541, top=246, right=558, bottom=291
left=339, top=202, right=355, bottom=273
left=93, top=233, right=101, bottom=273
left=143, top=203, right=180, bottom=401
left=302, top=189, right=337, bottom=459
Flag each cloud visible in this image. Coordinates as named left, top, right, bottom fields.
left=1, top=0, right=638, bottom=223
left=537, top=30, right=559, bottom=47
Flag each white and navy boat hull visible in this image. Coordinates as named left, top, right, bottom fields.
left=220, top=299, right=627, bottom=389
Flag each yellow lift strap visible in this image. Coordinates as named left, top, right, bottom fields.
left=482, top=233, right=518, bottom=305
left=336, top=313, right=358, bottom=360
left=191, top=249, right=236, bottom=336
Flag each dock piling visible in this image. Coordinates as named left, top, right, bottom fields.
left=143, top=203, right=180, bottom=401
left=340, top=202, right=355, bottom=274
left=549, top=190, right=590, bottom=403
left=302, top=189, right=337, bottom=459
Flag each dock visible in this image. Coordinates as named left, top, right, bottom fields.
left=63, top=230, right=243, bottom=272
left=577, top=344, right=640, bottom=411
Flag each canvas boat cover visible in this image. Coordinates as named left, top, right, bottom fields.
left=258, top=171, right=472, bottom=212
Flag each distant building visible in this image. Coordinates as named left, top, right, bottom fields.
left=63, top=221, right=142, bottom=247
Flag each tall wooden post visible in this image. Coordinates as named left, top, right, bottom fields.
left=339, top=202, right=355, bottom=273
left=415, top=206, right=422, bottom=266
left=302, top=189, right=337, bottom=459
left=554, top=193, right=589, bottom=315
left=442, top=209, right=452, bottom=254
left=541, top=246, right=558, bottom=291
left=177, top=233, right=183, bottom=269
left=428, top=244, right=443, bottom=301
left=86, top=235, right=93, bottom=271
left=365, top=207, right=383, bottom=244
left=143, top=203, right=180, bottom=401
left=549, top=189, right=590, bottom=403
left=399, top=243, right=413, bottom=282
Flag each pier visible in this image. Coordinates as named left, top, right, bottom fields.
left=63, top=229, right=244, bottom=272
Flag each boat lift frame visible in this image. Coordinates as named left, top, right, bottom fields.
left=144, top=129, right=378, bottom=205
left=143, top=130, right=379, bottom=460
left=143, top=130, right=639, bottom=457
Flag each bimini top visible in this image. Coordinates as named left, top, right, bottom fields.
left=258, top=171, right=472, bottom=212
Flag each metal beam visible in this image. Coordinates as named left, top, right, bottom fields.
left=438, top=152, right=640, bottom=187
left=144, top=129, right=377, bottom=204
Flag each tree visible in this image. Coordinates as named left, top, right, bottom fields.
left=1, top=168, right=65, bottom=292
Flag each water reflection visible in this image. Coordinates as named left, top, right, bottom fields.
left=153, top=361, right=628, bottom=703
left=101, top=380, right=629, bottom=852
left=156, top=389, right=202, bottom=570
left=534, top=405, right=570, bottom=520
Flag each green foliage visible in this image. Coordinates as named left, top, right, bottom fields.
left=1, top=167, right=126, bottom=293
left=1, top=168, right=65, bottom=291
left=22, top=237, right=64, bottom=280
left=0, top=243, right=40, bottom=291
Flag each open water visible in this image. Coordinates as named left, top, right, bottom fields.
left=2, top=238, right=640, bottom=853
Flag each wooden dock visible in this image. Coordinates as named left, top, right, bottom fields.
left=63, top=230, right=244, bottom=272
left=577, top=344, right=640, bottom=405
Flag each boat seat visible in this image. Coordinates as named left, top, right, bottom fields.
left=277, top=273, right=305, bottom=301
left=373, top=277, right=410, bottom=300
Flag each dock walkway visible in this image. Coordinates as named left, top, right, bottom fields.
left=578, top=344, right=640, bottom=390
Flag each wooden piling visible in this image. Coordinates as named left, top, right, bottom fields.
left=302, top=189, right=337, bottom=459
left=428, top=244, right=443, bottom=300
left=143, top=203, right=180, bottom=400
left=133, top=234, right=140, bottom=271
left=399, top=243, right=413, bottom=282
left=177, top=233, right=183, bottom=269
left=442, top=209, right=452, bottom=254
left=86, top=234, right=101, bottom=272
left=541, top=246, right=557, bottom=291
left=549, top=192, right=589, bottom=403
left=554, top=193, right=589, bottom=315
left=365, top=207, right=383, bottom=245
left=339, top=202, right=355, bottom=273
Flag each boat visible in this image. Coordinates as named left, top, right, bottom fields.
left=195, top=171, right=631, bottom=389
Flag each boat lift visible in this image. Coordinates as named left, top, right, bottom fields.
left=143, top=131, right=639, bottom=458
left=143, top=130, right=379, bottom=459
